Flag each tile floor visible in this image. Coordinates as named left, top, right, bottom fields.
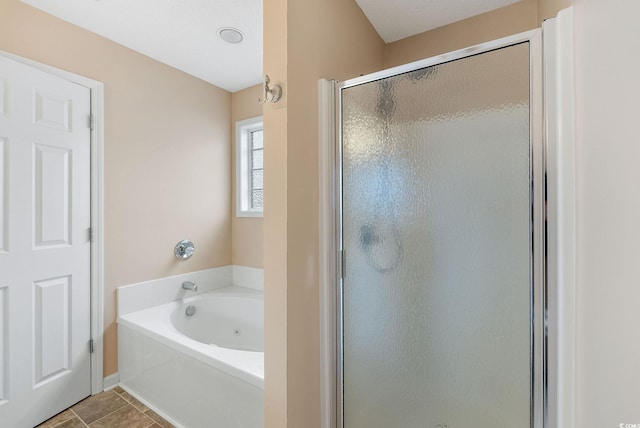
left=36, top=387, right=174, bottom=428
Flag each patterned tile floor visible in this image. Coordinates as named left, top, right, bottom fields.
left=36, top=387, right=174, bottom=428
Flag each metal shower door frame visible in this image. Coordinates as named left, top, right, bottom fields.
left=334, top=29, right=545, bottom=428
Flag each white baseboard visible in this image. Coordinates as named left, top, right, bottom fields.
left=103, top=372, right=120, bottom=391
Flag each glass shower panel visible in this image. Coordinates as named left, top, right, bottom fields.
left=341, top=43, right=531, bottom=428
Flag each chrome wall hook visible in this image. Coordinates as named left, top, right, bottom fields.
left=258, top=75, right=282, bottom=104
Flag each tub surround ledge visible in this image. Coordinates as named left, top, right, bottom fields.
left=117, top=265, right=263, bottom=316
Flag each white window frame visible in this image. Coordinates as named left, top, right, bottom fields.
left=236, top=116, right=264, bottom=217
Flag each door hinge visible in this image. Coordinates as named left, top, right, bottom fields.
left=340, top=249, right=346, bottom=279
left=88, top=227, right=93, bottom=243
left=89, top=338, right=94, bottom=354
left=88, top=114, right=94, bottom=130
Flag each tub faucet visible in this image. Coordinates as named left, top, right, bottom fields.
left=182, top=281, right=197, bottom=291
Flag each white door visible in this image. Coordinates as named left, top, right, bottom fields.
left=0, top=55, right=92, bottom=428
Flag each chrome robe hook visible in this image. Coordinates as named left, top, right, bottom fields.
left=258, top=75, right=282, bottom=104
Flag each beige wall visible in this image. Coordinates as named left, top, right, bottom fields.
left=0, top=0, right=232, bottom=376
left=573, top=0, right=640, bottom=425
left=385, top=0, right=538, bottom=67
left=385, top=0, right=571, bottom=68
left=263, top=0, right=385, bottom=425
left=263, top=0, right=288, bottom=425
left=231, top=85, right=264, bottom=268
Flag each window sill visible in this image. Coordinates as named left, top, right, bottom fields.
left=236, top=210, right=263, bottom=218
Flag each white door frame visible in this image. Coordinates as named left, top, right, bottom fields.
left=542, top=9, right=577, bottom=428
left=0, top=50, right=105, bottom=395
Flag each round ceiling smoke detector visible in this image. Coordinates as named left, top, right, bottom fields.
left=218, top=27, right=244, bottom=44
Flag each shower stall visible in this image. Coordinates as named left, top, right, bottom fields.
left=318, top=19, right=575, bottom=427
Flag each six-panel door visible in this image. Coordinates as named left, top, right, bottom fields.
left=0, top=55, right=91, bottom=428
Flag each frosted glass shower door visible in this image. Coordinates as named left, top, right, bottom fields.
left=340, top=39, right=542, bottom=428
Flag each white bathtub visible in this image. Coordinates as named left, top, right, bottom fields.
left=118, top=285, right=264, bottom=428
left=171, top=290, right=263, bottom=353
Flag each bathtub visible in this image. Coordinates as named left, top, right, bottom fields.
left=118, top=285, right=264, bottom=428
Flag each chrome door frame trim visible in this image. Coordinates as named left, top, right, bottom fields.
left=341, top=30, right=539, bottom=90
left=335, top=29, right=545, bottom=428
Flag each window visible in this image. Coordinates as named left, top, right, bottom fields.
left=236, top=116, right=264, bottom=217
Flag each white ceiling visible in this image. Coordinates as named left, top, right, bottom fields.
left=21, top=0, right=523, bottom=92
left=21, top=0, right=263, bottom=93
left=356, top=0, right=523, bottom=43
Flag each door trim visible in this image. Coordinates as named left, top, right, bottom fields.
left=0, top=50, right=105, bottom=395
left=318, top=78, right=339, bottom=428
left=542, top=9, right=576, bottom=428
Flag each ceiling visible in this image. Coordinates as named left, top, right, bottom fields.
left=21, top=0, right=263, bottom=93
left=357, top=0, right=523, bottom=43
left=21, top=0, right=523, bottom=92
